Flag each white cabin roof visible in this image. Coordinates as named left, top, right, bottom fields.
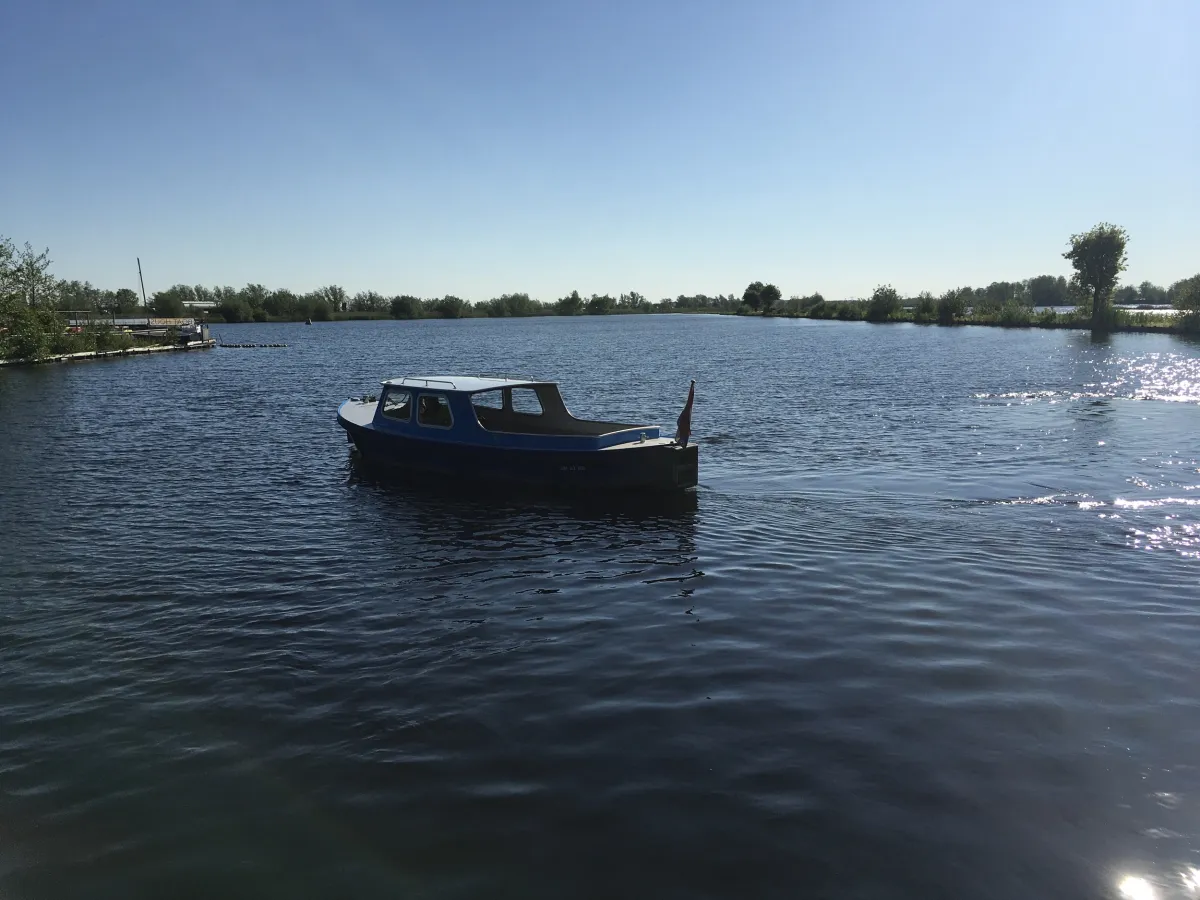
left=380, top=375, right=552, bottom=393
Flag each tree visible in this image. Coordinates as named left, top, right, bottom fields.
left=1114, top=285, right=1139, bottom=305
left=742, top=282, right=764, bottom=311
left=389, top=295, right=423, bottom=319
left=151, top=287, right=187, bottom=316
left=58, top=279, right=101, bottom=311
left=317, top=285, right=347, bottom=312
left=11, top=242, right=56, bottom=307
left=1026, top=275, right=1069, bottom=308
left=555, top=290, right=584, bottom=315
left=108, top=292, right=139, bottom=316
left=741, top=282, right=781, bottom=313
left=1170, top=274, right=1200, bottom=313
left=760, top=283, right=781, bottom=313
left=1063, top=223, right=1128, bottom=332
left=217, top=294, right=252, bottom=322
left=240, top=283, right=270, bottom=313
left=0, top=236, right=15, bottom=301
left=265, top=289, right=300, bottom=318
left=0, top=237, right=65, bottom=360
left=617, top=291, right=650, bottom=312
left=310, top=297, right=332, bottom=321
left=937, top=288, right=966, bottom=325
left=480, top=292, right=542, bottom=317
left=587, top=293, right=615, bottom=315
left=351, top=290, right=387, bottom=313
left=431, top=295, right=468, bottom=318
left=1138, top=281, right=1168, bottom=306
left=865, top=284, right=902, bottom=321
left=913, top=291, right=937, bottom=322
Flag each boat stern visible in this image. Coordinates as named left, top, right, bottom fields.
left=671, top=441, right=699, bottom=489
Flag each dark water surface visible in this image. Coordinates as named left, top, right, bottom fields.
left=2, top=316, right=1199, bottom=899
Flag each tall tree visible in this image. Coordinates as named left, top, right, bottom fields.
left=318, top=285, right=347, bottom=312
left=555, top=290, right=584, bottom=315
left=0, top=236, right=15, bottom=300
left=12, top=242, right=56, bottom=307
left=742, top=282, right=765, bottom=311
left=1063, top=223, right=1128, bottom=332
left=759, top=283, right=782, bottom=312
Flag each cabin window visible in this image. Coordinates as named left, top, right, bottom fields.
left=417, top=393, right=453, bottom=428
left=511, top=387, right=543, bottom=416
left=472, top=390, right=503, bottom=411
left=381, top=388, right=412, bottom=421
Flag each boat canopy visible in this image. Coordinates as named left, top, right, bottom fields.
left=380, top=375, right=552, bottom=393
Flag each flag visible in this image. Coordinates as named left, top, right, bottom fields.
left=675, top=380, right=696, bottom=447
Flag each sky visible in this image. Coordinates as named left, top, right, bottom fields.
left=1, top=0, right=1196, bottom=302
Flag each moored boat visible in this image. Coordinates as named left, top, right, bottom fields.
left=336, top=376, right=698, bottom=492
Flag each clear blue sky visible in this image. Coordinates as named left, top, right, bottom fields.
left=2, top=0, right=1196, bottom=301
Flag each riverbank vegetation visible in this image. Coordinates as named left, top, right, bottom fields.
left=1, top=237, right=169, bottom=361
left=750, top=222, right=1198, bottom=336
left=144, top=285, right=746, bottom=322
left=4, top=223, right=1199, bottom=361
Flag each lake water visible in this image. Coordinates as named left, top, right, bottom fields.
left=2, top=316, right=1198, bottom=899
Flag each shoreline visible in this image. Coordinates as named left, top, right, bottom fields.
left=201, top=311, right=1194, bottom=336
left=751, top=310, right=1194, bottom=336
left=0, top=339, right=216, bottom=368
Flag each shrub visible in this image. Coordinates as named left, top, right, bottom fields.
left=936, top=290, right=965, bottom=325
left=998, top=302, right=1032, bottom=326
left=94, top=328, right=134, bottom=352
left=835, top=300, right=867, bottom=320
left=913, top=292, right=937, bottom=323
left=865, top=285, right=902, bottom=322
left=0, top=303, right=61, bottom=360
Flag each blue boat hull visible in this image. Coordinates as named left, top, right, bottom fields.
left=338, top=418, right=698, bottom=492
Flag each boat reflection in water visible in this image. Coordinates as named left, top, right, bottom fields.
left=345, top=449, right=700, bottom=565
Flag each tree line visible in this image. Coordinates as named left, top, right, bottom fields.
left=140, top=284, right=748, bottom=322
left=747, top=275, right=1195, bottom=318
left=4, top=223, right=1199, bottom=359
left=742, top=224, right=1198, bottom=334
left=129, top=273, right=1197, bottom=325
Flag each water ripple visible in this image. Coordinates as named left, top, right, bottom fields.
left=2, top=319, right=1199, bottom=899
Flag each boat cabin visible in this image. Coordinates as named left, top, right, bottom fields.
left=369, top=376, right=664, bottom=450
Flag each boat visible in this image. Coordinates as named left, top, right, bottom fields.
left=336, top=376, right=698, bottom=492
